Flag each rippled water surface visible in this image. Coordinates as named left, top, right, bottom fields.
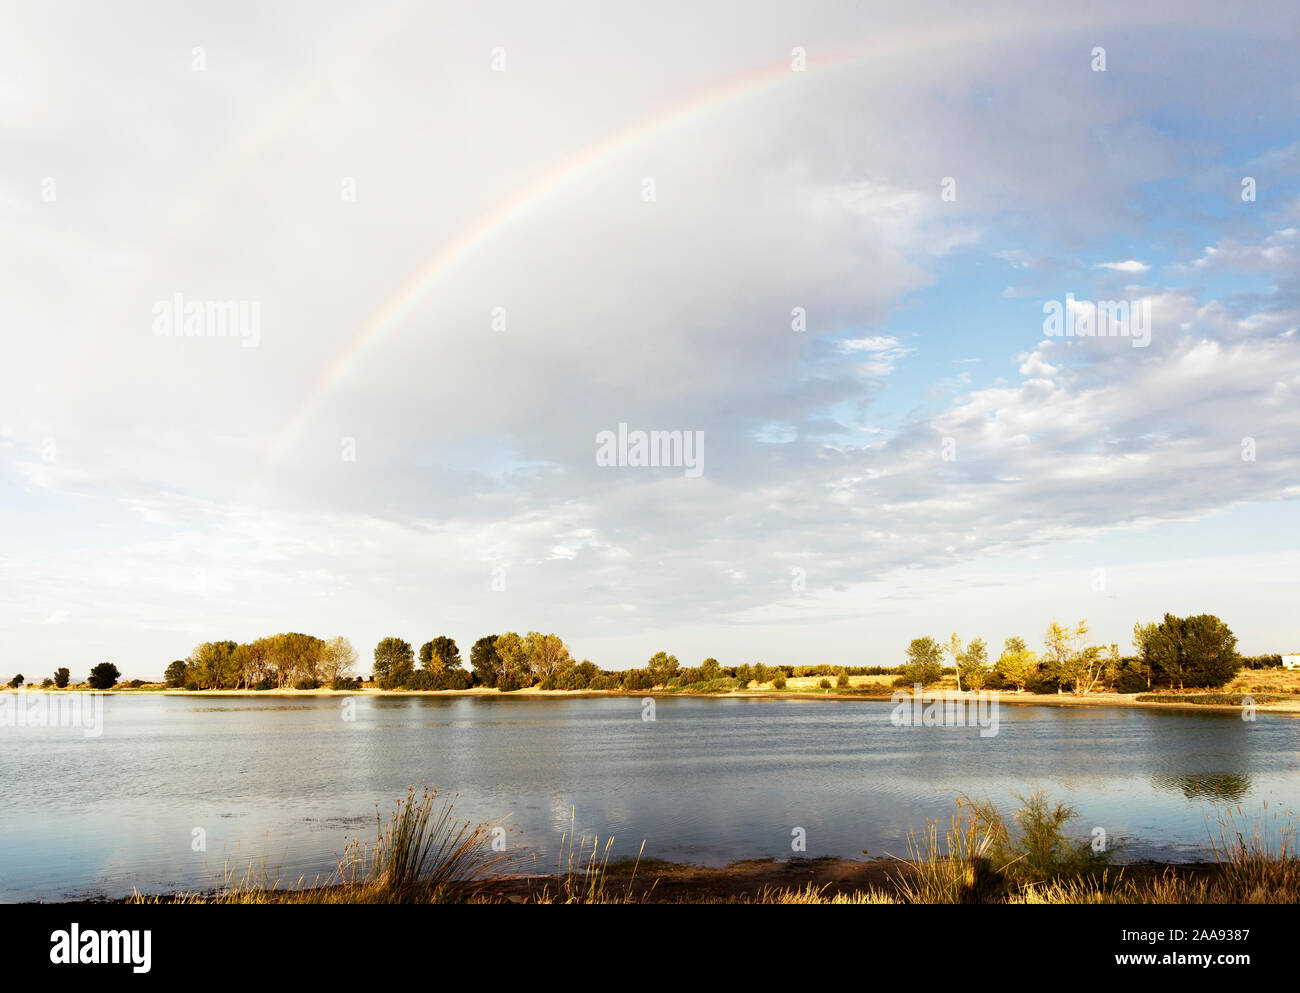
left=1, top=694, right=1297, bottom=901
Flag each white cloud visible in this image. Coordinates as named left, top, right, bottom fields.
left=2, top=1, right=1298, bottom=671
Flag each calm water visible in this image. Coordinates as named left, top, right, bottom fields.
left=1, top=694, right=1297, bottom=901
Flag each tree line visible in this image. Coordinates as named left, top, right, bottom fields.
left=897, top=613, right=1247, bottom=693
left=14, top=611, right=1270, bottom=695
left=165, top=633, right=360, bottom=690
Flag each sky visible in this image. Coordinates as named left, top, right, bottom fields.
left=2, top=0, right=1299, bottom=679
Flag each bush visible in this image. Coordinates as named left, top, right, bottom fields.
left=428, top=669, right=470, bottom=691
left=294, top=678, right=322, bottom=690
left=127, top=679, right=145, bottom=688
left=1112, top=667, right=1149, bottom=694
left=621, top=669, right=655, bottom=692
left=1241, top=654, right=1283, bottom=670
left=794, top=665, right=835, bottom=677
left=185, top=681, right=200, bottom=691
left=41, top=677, right=54, bottom=688
left=818, top=678, right=832, bottom=689
left=404, top=670, right=434, bottom=690
left=331, top=676, right=361, bottom=690
left=253, top=679, right=274, bottom=691
left=836, top=671, right=850, bottom=688
left=87, top=662, right=119, bottom=690
left=1025, top=673, right=1060, bottom=695
left=772, top=677, right=787, bottom=690
left=966, top=790, right=1116, bottom=889
left=497, top=673, right=524, bottom=692
left=7, top=674, right=23, bottom=688
left=556, top=668, right=590, bottom=690
left=673, top=677, right=742, bottom=693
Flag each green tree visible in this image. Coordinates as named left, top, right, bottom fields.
left=54, top=667, right=70, bottom=688
left=493, top=633, right=532, bottom=689
left=87, top=662, right=120, bottom=689
left=1143, top=613, right=1240, bottom=689
left=470, top=635, right=503, bottom=686
left=7, top=673, right=23, bottom=688
left=419, top=636, right=462, bottom=674
left=958, top=638, right=990, bottom=691
left=265, top=633, right=326, bottom=689
left=899, top=637, right=944, bottom=686
left=373, top=637, right=415, bottom=689
left=524, top=632, right=571, bottom=680
left=1041, top=621, right=1087, bottom=693
left=187, top=640, right=240, bottom=690
left=699, top=657, right=721, bottom=680
left=646, top=651, right=680, bottom=686
left=163, top=660, right=188, bottom=688
left=995, top=638, right=1037, bottom=691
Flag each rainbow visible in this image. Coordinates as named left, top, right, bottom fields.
left=264, top=18, right=1048, bottom=464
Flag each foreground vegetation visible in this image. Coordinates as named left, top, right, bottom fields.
left=126, top=788, right=1299, bottom=905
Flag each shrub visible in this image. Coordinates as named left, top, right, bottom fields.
left=432, top=669, right=470, bottom=691
left=556, top=668, right=590, bottom=690
left=331, top=676, right=361, bottom=690
left=54, top=667, right=70, bottom=688
left=87, top=662, right=119, bottom=690
left=1241, top=654, right=1282, bottom=670
left=965, top=791, right=1115, bottom=889
left=836, top=670, right=850, bottom=688
left=7, top=674, right=23, bottom=688
left=127, top=679, right=145, bottom=688
left=818, top=678, right=832, bottom=689
left=404, top=670, right=434, bottom=690
left=674, top=677, right=742, bottom=693
left=253, top=679, right=274, bottom=691
left=185, top=681, right=200, bottom=691
left=1025, top=673, right=1060, bottom=695
left=294, top=678, right=322, bottom=690
left=772, top=677, right=787, bottom=690
left=620, top=669, right=655, bottom=692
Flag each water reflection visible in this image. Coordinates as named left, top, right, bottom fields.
left=1151, top=772, right=1253, bottom=803
left=0, top=695, right=1296, bottom=901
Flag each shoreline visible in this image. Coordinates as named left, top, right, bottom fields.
left=6, top=685, right=1298, bottom=714
left=51, top=856, right=1226, bottom=905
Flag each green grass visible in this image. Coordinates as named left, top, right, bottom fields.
left=1136, top=692, right=1286, bottom=704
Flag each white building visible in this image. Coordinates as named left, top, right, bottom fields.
left=1282, top=654, right=1300, bottom=670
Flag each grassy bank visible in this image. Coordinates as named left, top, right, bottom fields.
left=122, top=790, right=1299, bottom=906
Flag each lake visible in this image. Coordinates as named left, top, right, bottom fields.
left=1, top=694, right=1297, bottom=901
